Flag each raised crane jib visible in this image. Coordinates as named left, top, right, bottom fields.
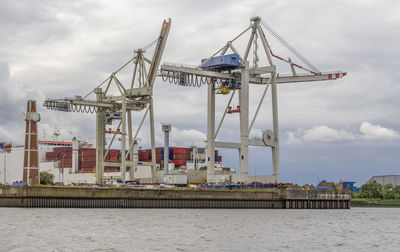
left=147, top=19, right=171, bottom=88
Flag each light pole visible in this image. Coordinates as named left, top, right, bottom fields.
left=162, top=124, right=171, bottom=176
left=62, top=153, right=65, bottom=184
left=58, top=152, right=66, bottom=185
left=254, top=165, right=257, bottom=189
left=3, top=151, right=5, bottom=184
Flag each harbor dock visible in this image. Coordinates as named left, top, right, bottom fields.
left=0, top=186, right=351, bottom=209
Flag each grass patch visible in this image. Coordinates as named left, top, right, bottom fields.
left=351, top=198, right=400, bottom=207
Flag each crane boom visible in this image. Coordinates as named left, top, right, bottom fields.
left=147, top=19, right=171, bottom=88
left=160, top=63, right=346, bottom=85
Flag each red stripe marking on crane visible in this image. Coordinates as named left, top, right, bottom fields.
left=292, top=63, right=318, bottom=75
left=269, top=49, right=318, bottom=75
left=271, top=53, right=285, bottom=61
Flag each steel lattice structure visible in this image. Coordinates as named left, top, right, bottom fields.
left=43, top=16, right=345, bottom=184
left=44, top=19, right=171, bottom=183
left=159, top=17, right=346, bottom=184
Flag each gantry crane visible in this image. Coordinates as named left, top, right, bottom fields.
left=44, top=19, right=171, bottom=183
left=159, top=17, right=346, bottom=184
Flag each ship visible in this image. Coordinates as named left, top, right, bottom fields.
left=0, top=139, right=225, bottom=185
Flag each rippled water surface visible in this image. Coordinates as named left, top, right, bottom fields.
left=0, top=207, right=399, bottom=251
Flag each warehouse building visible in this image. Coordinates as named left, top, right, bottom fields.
left=367, top=175, right=400, bottom=186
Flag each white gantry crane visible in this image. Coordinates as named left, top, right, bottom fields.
left=44, top=19, right=171, bottom=183
left=159, top=16, right=346, bottom=184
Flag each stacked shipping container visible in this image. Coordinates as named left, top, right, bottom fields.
left=44, top=146, right=223, bottom=173
left=79, top=148, right=96, bottom=173
left=138, top=147, right=222, bottom=168
left=45, top=147, right=122, bottom=173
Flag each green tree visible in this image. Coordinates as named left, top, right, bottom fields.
left=40, top=171, right=55, bottom=185
left=392, top=185, right=400, bottom=199
left=383, top=183, right=394, bottom=199
left=384, top=183, right=393, bottom=192
left=331, top=183, right=338, bottom=191
left=360, top=181, right=382, bottom=198
left=293, top=184, right=302, bottom=190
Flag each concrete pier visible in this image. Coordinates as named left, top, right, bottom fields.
left=0, top=186, right=351, bottom=209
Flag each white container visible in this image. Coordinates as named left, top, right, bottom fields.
left=163, top=174, right=187, bottom=185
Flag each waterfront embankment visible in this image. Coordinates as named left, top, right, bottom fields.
left=351, top=198, right=400, bottom=207
left=0, top=185, right=351, bottom=209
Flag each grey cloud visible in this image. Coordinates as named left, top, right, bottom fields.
left=0, top=61, right=44, bottom=142
left=285, top=122, right=399, bottom=144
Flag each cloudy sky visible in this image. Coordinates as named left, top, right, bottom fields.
left=1, top=0, right=399, bottom=185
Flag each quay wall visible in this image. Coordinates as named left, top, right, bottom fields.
left=0, top=186, right=351, bottom=209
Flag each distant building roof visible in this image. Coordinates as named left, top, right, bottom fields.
left=368, top=175, right=400, bottom=186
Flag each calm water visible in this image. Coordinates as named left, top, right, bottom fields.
left=0, top=208, right=399, bottom=251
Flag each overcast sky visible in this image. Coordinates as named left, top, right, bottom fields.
left=1, top=0, right=399, bottom=185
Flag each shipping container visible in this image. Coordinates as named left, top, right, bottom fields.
left=316, top=185, right=331, bottom=190
left=173, top=159, right=186, bottom=166
left=81, top=156, right=96, bottom=162
left=81, top=167, right=95, bottom=173
left=173, top=148, right=186, bottom=154
left=104, top=167, right=119, bottom=172
left=160, top=148, right=174, bottom=160
left=54, top=147, right=73, bottom=153
left=80, top=161, right=96, bottom=168
left=174, top=153, right=186, bottom=160
left=45, top=152, right=57, bottom=158
left=163, top=174, right=187, bottom=185
left=318, top=180, right=335, bottom=187
left=80, top=149, right=96, bottom=154
left=138, top=155, right=149, bottom=162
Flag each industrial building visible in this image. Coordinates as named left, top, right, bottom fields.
left=368, top=175, right=400, bottom=186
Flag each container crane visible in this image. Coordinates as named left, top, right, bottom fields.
left=159, top=16, right=346, bottom=184
left=44, top=19, right=171, bottom=183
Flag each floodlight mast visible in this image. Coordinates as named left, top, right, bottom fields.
left=44, top=19, right=171, bottom=184
left=159, top=16, right=346, bottom=184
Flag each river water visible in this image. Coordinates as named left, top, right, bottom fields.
left=0, top=207, right=399, bottom=251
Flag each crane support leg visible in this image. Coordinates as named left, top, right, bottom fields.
left=271, top=72, right=279, bottom=181
left=206, top=80, right=216, bottom=179
left=128, top=111, right=134, bottom=180
left=149, top=99, right=157, bottom=182
left=121, top=96, right=127, bottom=183
left=239, top=61, right=250, bottom=175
